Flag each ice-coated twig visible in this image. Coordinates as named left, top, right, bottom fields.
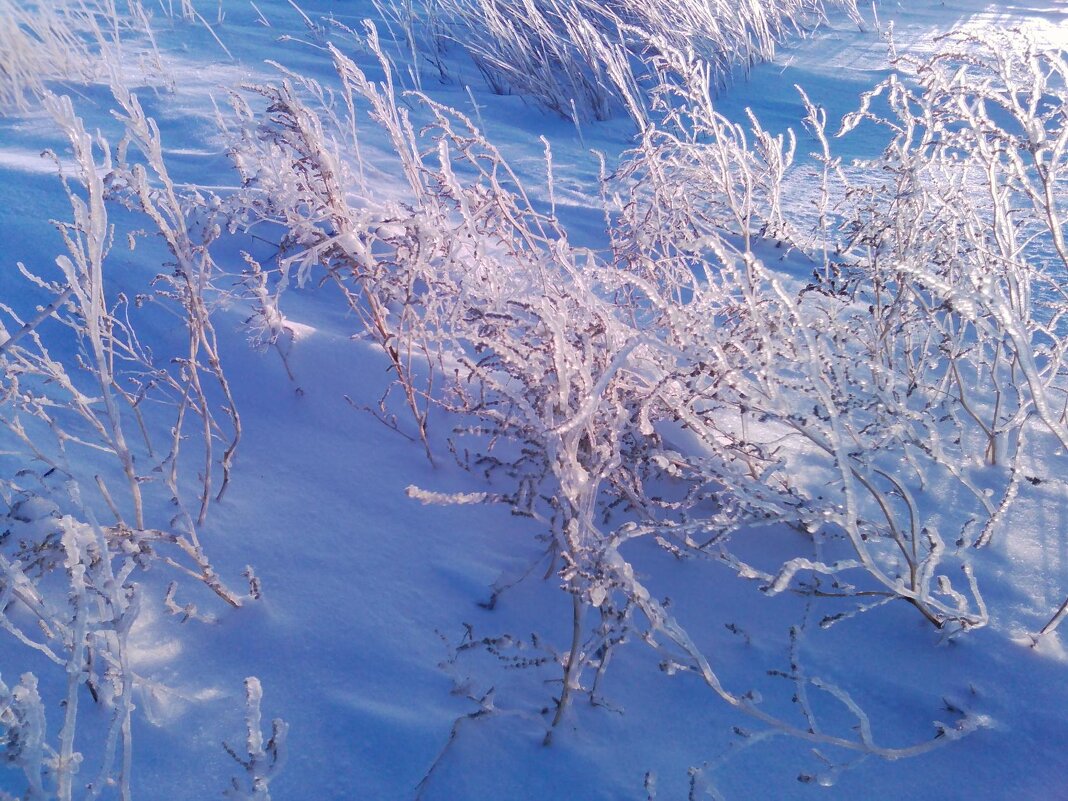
left=223, top=678, right=289, bottom=801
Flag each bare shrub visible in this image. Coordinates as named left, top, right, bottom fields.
left=0, top=89, right=251, bottom=798
left=607, top=28, right=1068, bottom=630
left=222, top=24, right=991, bottom=772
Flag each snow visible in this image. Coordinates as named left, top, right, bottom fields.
left=2, top=0, right=1068, bottom=799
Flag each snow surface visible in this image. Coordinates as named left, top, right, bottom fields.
left=2, top=1, right=1068, bottom=799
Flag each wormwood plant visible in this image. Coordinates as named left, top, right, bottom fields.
left=610, top=46, right=993, bottom=630
left=222, top=30, right=441, bottom=461
left=847, top=30, right=1068, bottom=638
left=608, top=28, right=1068, bottom=633
left=1, top=7, right=1056, bottom=796
left=222, top=25, right=1038, bottom=788
left=0, top=86, right=265, bottom=797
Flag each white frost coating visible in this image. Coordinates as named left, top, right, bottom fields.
left=5, top=3, right=1066, bottom=798
left=406, top=486, right=490, bottom=505
left=766, top=558, right=865, bottom=595
left=223, top=678, right=288, bottom=801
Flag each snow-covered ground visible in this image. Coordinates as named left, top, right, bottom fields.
left=2, top=1, right=1068, bottom=799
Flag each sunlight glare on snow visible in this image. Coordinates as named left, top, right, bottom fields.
left=0, top=147, right=73, bottom=174
left=1013, top=629, right=1068, bottom=662
left=286, top=320, right=317, bottom=341
left=975, top=4, right=1068, bottom=49
left=128, top=602, right=183, bottom=668
left=127, top=603, right=228, bottom=725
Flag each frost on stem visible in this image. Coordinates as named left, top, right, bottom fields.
left=214, top=16, right=1068, bottom=788
left=0, top=672, right=50, bottom=800
left=108, top=78, right=243, bottom=522
left=380, top=0, right=862, bottom=123
left=0, top=493, right=143, bottom=801
left=0, top=0, right=168, bottom=113
left=223, top=678, right=289, bottom=801
left=0, top=76, right=256, bottom=799
left=0, top=92, right=246, bottom=608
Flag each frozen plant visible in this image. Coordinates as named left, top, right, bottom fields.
left=223, top=30, right=452, bottom=460
left=223, top=678, right=288, bottom=801
left=0, top=0, right=169, bottom=113
left=0, top=489, right=143, bottom=801
left=0, top=82, right=256, bottom=798
left=378, top=0, right=863, bottom=123
left=605, top=29, right=1068, bottom=630
left=220, top=24, right=985, bottom=773
left=106, top=78, right=244, bottom=524
left=0, top=672, right=50, bottom=800
left=1, top=92, right=243, bottom=604
left=0, top=0, right=109, bottom=111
